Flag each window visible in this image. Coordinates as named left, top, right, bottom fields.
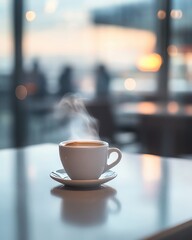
left=169, top=0, right=192, bottom=97
left=0, top=0, right=13, bottom=148
left=2, top=0, right=191, bottom=148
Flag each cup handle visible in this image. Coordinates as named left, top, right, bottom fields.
left=108, top=197, right=121, bottom=214
left=104, top=147, right=122, bottom=172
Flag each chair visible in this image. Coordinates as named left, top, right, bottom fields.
left=85, top=98, right=138, bottom=149
left=139, top=114, right=192, bottom=157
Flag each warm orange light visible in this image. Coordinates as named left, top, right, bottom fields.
left=141, top=154, right=161, bottom=183
left=124, top=78, right=136, bottom=91
left=24, top=83, right=37, bottom=95
left=157, top=10, right=166, bottom=20
left=167, top=101, right=179, bottom=114
left=138, top=102, right=157, bottom=115
left=185, top=105, right=192, bottom=115
left=170, top=9, right=183, bottom=19
left=137, top=53, right=162, bottom=72
left=15, top=85, right=28, bottom=100
left=167, top=45, right=178, bottom=57
left=26, top=11, right=36, bottom=22
left=185, top=53, right=192, bottom=61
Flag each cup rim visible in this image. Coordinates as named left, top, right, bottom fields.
left=59, top=139, right=108, bottom=148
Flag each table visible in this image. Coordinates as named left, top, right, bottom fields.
left=115, top=101, right=192, bottom=117
left=1, top=144, right=192, bottom=240
left=115, top=101, right=192, bottom=156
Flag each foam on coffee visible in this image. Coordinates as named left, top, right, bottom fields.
left=64, top=141, right=104, bottom=147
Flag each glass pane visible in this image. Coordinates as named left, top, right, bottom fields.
left=0, top=0, right=13, bottom=148
left=169, top=0, right=192, bottom=98
left=22, top=0, right=158, bottom=145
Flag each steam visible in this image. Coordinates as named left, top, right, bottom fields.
left=54, top=95, right=99, bottom=140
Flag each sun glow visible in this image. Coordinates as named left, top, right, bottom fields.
left=137, top=53, right=162, bottom=72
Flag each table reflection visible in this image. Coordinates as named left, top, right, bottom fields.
left=141, top=154, right=162, bottom=183
left=15, top=150, right=29, bottom=240
left=51, top=185, right=121, bottom=227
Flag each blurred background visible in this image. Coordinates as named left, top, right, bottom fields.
left=1, top=0, right=192, bottom=157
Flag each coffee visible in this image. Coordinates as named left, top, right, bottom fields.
left=65, top=141, right=104, bottom=147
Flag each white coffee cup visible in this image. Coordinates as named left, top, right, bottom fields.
left=59, top=140, right=122, bottom=180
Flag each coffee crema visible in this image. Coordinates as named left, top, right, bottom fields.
left=65, top=141, right=104, bottom=147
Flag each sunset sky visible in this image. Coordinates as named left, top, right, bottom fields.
left=0, top=0, right=156, bottom=74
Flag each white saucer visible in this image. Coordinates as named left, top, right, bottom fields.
left=50, top=169, right=117, bottom=188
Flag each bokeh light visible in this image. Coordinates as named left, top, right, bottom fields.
left=44, top=0, right=58, bottom=14
left=157, top=10, right=166, bottom=20
left=15, top=85, right=28, bottom=100
left=167, top=101, right=179, bottom=114
left=137, top=53, right=162, bottom=72
left=138, top=102, right=157, bottom=115
left=167, top=45, right=178, bottom=57
left=26, top=11, right=36, bottom=22
left=170, top=9, right=183, bottom=19
left=124, top=78, right=136, bottom=91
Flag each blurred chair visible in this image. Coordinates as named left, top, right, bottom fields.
left=24, top=59, right=47, bottom=98
left=139, top=114, right=192, bottom=157
left=95, top=64, right=110, bottom=98
left=58, top=65, right=74, bottom=96
left=85, top=98, right=138, bottom=149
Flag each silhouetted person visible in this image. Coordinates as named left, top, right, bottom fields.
left=24, top=60, right=47, bottom=97
left=95, top=64, right=110, bottom=98
left=58, top=66, right=74, bottom=96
